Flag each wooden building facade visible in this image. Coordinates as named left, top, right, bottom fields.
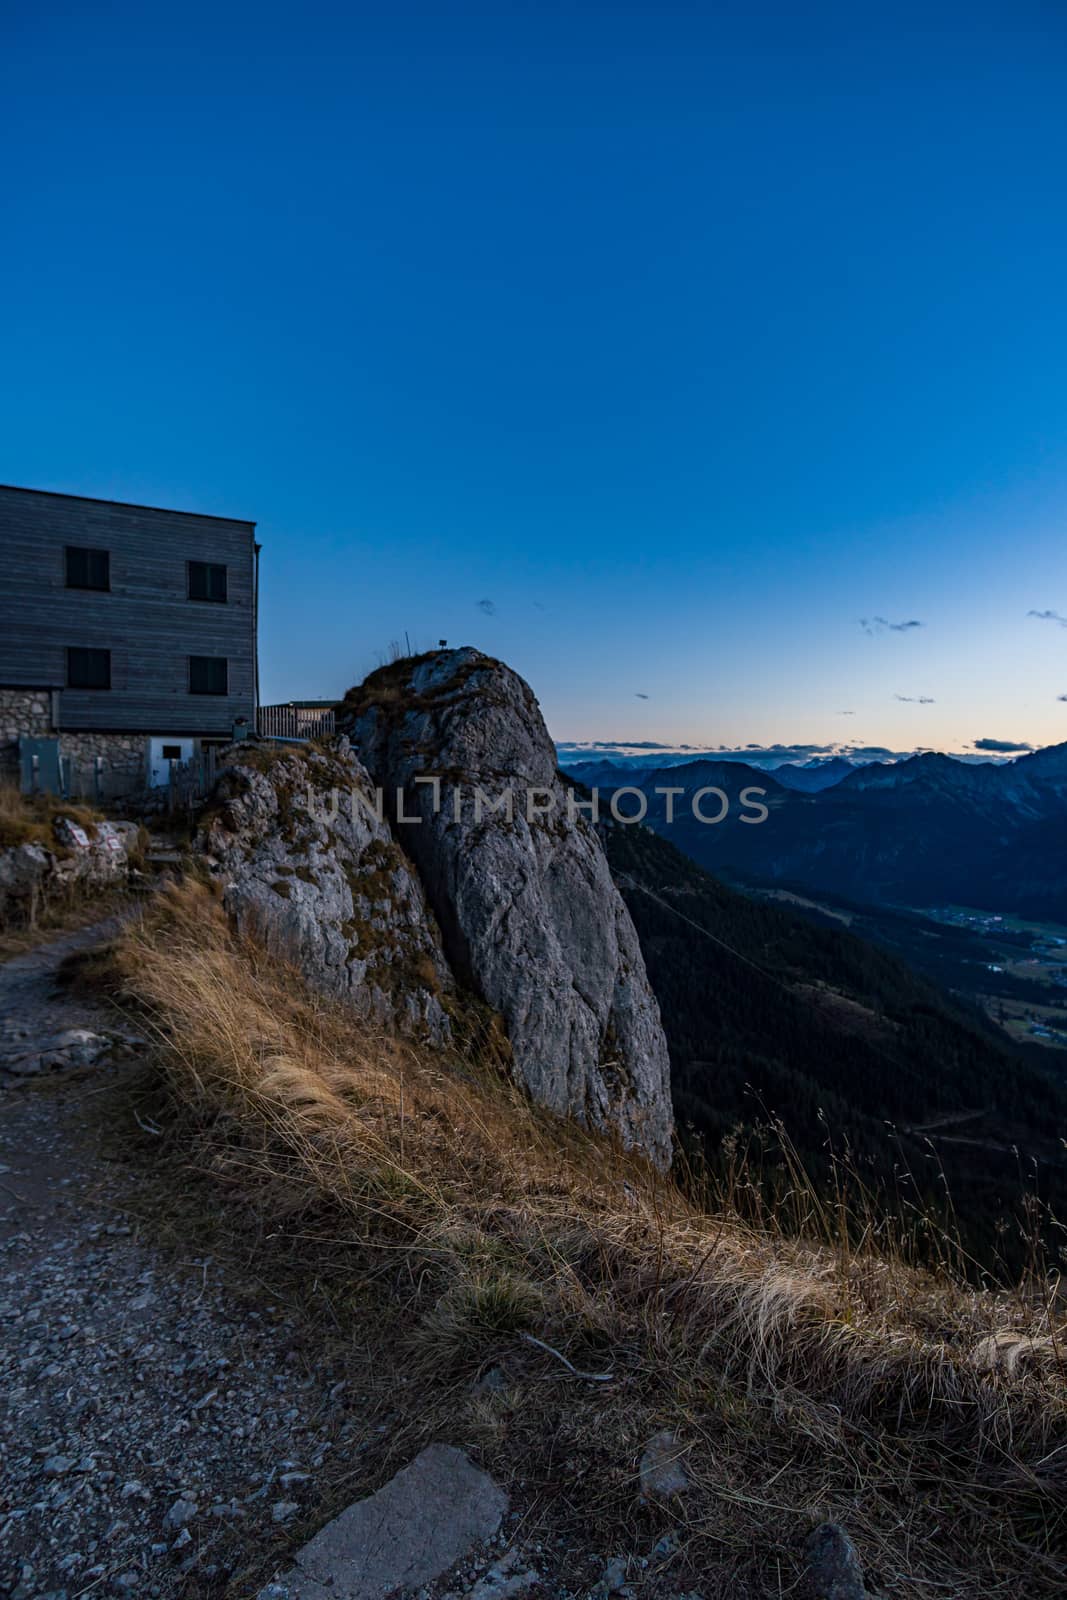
left=0, top=485, right=258, bottom=796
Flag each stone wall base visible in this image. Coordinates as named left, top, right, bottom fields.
left=0, top=688, right=53, bottom=780
left=1, top=688, right=147, bottom=802
left=59, top=732, right=148, bottom=804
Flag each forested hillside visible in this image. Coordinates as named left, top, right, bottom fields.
left=600, top=815, right=1067, bottom=1274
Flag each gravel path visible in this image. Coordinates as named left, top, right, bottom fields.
left=0, top=925, right=366, bottom=1600
left=0, top=919, right=129, bottom=1046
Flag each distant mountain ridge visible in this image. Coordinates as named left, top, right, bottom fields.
left=773, top=755, right=857, bottom=792
left=563, top=741, right=1067, bottom=919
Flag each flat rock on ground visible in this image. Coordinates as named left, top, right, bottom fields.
left=801, top=1523, right=867, bottom=1599
left=259, top=1444, right=507, bottom=1599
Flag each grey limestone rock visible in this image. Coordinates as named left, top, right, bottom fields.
left=339, top=648, right=674, bottom=1167
left=199, top=742, right=455, bottom=1046
left=638, top=1428, right=689, bottom=1500
left=802, top=1522, right=867, bottom=1599
left=258, top=1443, right=507, bottom=1600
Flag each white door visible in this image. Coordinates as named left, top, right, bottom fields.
left=149, top=736, right=194, bottom=788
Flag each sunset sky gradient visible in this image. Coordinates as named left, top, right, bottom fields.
left=4, top=2, right=1067, bottom=755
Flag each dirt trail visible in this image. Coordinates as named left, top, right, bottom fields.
left=0, top=924, right=366, bottom=1600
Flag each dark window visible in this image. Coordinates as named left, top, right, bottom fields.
left=66, top=546, right=110, bottom=591
left=67, top=647, right=111, bottom=689
left=189, top=655, right=228, bottom=695
left=188, top=560, right=227, bottom=603
left=161, top=744, right=182, bottom=760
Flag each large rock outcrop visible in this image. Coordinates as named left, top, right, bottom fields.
left=338, top=649, right=674, bottom=1166
left=198, top=742, right=454, bottom=1045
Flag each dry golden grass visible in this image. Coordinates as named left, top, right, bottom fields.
left=0, top=779, right=102, bottom=851
left=0, top=887, right=135, bottom=961
left=107, top=879, right=1067, bottom=1598
left=0, top=783, right=147, bottom=952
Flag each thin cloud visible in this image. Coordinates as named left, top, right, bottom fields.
left=895, top=694, right=936, bottom=704
left=860, top=616, right=923, bottom=636
left=1027, top=609, right=1067, bottom=627
left=563, top=741, right=680, bottom=751
left=972, top=737, right=1033, bottom=753
left=476, top=598, right=497, bottom=615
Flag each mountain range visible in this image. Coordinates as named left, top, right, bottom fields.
left=566, top=742, right=1067, bottom=919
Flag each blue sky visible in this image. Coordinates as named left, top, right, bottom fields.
left=4, top=1, right=1067, bottom=754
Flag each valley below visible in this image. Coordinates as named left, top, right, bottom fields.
left=754, top=892, right=1067, bottom=1059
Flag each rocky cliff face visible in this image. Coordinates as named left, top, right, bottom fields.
left=338, top=649, right=674, bottom=1167
left=198, top=742, right=455, bottom=1045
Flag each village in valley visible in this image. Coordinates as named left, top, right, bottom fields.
left=924, top=906, right=1067, bottom=1051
